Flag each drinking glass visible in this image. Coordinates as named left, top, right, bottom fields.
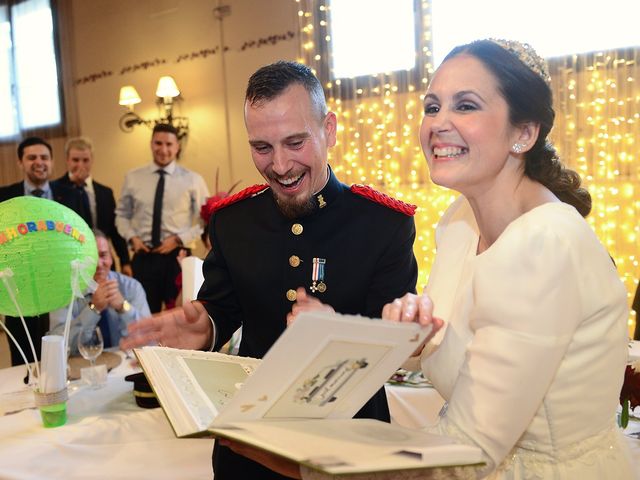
left=77, top=326, right=104, bottom=388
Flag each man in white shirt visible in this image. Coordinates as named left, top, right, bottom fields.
left=116, top=123, right=209, bottom=312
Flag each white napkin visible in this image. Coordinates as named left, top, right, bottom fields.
left=39, top=335, right=66, bottom=394
left=181, top=256, right=204, bottom=301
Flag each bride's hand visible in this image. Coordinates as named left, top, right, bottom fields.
left=382, top=288, right=444, bottom=354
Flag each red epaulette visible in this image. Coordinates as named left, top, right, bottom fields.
left=350, top=184, right=417, bottom=216
left=200, top=184, right=269, bottom=222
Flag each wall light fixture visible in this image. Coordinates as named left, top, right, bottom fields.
left=118, top=75, right=189, bottom=140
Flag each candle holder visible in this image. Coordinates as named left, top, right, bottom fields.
left=34, top=387, right=68, bottom=428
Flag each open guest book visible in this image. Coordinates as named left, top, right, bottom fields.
left=134, top=312, right=484, bottom=475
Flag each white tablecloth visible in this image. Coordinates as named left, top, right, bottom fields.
left=385, top=383, right=445, bottom=428
left=2, top=359, right=639, bottom=479
left=0, top=354, right=213, bottom=480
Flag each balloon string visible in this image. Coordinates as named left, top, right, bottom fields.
left=62, top=290, right=75, bottom=374
left=71, top=257, right=97, bottom=298
left=0, top=316, right=34, bottom=385
left=0, top=268, right=39, bottom=383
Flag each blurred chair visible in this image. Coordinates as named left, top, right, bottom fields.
left=180, top=256, right=241, bottom=354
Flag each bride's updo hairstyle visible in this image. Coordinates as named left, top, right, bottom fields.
left=442, top=39, right=591, bottom=217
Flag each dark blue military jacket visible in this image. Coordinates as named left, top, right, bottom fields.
left=198, top=167, right=418, bottom=479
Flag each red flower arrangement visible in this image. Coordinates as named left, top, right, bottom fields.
left=619, top=362, right=640, bottom=428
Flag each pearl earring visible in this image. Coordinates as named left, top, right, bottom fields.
left=512, top=143, right=525, bottom=154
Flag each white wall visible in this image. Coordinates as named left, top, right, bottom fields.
left=69, top=0, right=298, bottom=197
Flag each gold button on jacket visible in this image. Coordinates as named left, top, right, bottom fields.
left=289, top=255, right=301, bottom=267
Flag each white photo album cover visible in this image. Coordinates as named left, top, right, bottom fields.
left=136, top=312, right=484, bottom=475
left=135, top=311, right=428, bottom=436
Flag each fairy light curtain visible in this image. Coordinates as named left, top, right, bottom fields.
left=295, top=0, right=640, bottom=333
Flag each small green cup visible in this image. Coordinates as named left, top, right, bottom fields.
left=39, top=401, right=67, bottom=428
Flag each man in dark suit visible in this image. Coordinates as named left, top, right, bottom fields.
left=0, top=136, right=85, bottom=365
left=55, top=137, right=131, bottom=275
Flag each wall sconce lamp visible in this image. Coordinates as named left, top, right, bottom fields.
left=118, top=76, right=189, bottom=140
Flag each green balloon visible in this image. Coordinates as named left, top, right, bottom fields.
left=0, top=196, right=97, bottom=316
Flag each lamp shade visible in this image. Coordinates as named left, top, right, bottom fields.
left=119, top=86, right=141, bottom=106
left=156, top=76, right=180, bottom=98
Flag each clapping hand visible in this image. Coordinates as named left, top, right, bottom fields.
left=92, top=279, right=127, bottom=312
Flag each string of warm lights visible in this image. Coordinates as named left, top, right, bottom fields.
left=295, top=0, right=640, bottom=335
left=551, top=51, right=640, bottom=334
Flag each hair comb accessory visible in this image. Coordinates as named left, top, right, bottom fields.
left=489, top=38, right=551, bottom=87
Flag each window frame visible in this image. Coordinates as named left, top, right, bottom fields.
left=316, top=0, right=427, bottom=100
left=0, top=0, right=66, bottom=143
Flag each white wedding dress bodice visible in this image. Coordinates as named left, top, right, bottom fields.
left=301, top=197, right=635, bottom=480
left=421, top=196, right=635, bottom=479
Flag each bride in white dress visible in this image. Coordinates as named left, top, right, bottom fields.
left=221, top=38, right=635, bottom=480
left=378, top=39, right=635, bottom=479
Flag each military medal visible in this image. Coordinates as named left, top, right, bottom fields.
left=310, top=257, right=326, bottom=293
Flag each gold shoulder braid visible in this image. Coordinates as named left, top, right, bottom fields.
left=489, top=38, right=551, bottom=86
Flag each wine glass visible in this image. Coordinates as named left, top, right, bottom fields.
left=77, top=326, right=104, bottom=388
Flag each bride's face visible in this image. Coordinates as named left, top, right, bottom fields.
left=419, top=54, right=521, bottom=196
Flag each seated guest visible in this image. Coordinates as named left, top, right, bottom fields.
left=50, top=229, right=150, bottom=354
left=219, top=39, right=634, bottom=479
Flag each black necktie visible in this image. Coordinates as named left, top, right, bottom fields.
left=31, top=188, right=44, bottom=197
left=151, top=170, right=166, bottom=247
left=97, top=310, right=112, bottom=348
left=76, top=184, right=93, bottom=227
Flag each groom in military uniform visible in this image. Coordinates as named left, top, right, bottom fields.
left=122, top=61, right=418, bottom=479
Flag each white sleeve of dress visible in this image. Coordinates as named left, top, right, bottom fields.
left=435, top=220, right=584, bottom=469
